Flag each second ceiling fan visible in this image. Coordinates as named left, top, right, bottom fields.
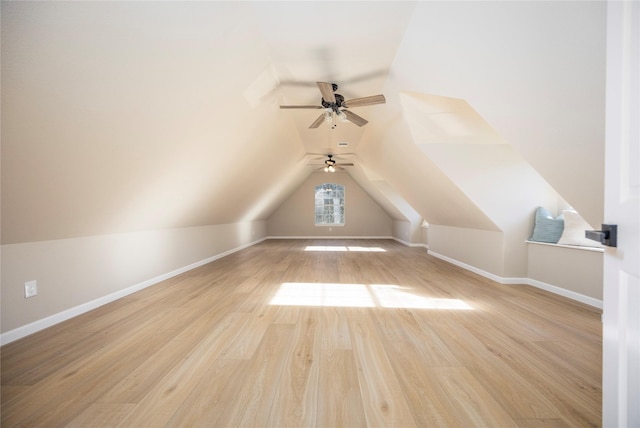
left=280, top=82, right=385, bottom=129
left=309, top=154, right=354, bottom=173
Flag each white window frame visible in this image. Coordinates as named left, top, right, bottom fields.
left=314, top=183, right=345, bottom=226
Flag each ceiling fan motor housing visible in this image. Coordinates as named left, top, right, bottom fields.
left=321, top=93, right=345, bottom=111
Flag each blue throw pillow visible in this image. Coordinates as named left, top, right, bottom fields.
left=529, top=207, right=564, bottom=243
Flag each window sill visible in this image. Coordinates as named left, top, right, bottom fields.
left=525, top=240, right=604, bottom=253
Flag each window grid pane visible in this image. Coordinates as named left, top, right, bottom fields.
left=314, top=183, right=345, bottom=226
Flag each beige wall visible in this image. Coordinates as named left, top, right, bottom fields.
left=427, top=225, right=505, bottom=277
left=527, top=242, right=603, bottom=302
left=392, top=220, right=411, bottom=244
left=428, top=227, right=603, bottom=305
left=267, top=172, right=393, bottom=238
left=1, top=221, right=267, bottom=340
left=392, top=220, right=426, bottom=246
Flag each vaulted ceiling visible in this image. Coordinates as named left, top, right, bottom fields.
left=1, top=1, right=606, bottom=245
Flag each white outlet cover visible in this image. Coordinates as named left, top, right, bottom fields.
left=25, top=280, right=38, bottom=298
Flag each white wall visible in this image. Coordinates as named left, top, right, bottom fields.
left=267, top=172, right=393, bottom=238
left=1, top=221, right=267, bottom=342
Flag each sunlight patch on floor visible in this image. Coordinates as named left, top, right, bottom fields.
left=304, top=246, right=386, bottom=252
left=270, top=282, right=473, bottom=310
left=346, top=246, right=386, bottom=252
left=270, top=283, right=375, bottom=307
left=369, top=284, right=473, bottom=309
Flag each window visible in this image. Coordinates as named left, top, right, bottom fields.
left=315, top=183, right=345, bottom=226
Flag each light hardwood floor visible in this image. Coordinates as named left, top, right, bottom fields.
left=1, top=239, right=602, bottom=427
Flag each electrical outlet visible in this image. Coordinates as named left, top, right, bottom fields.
left=24, top=280, right=38, bottom=298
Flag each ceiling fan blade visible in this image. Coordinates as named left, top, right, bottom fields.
left=337, top=163, right=354, bottom=167
left=280, top=105, right=323, bottom=109
left=306, top=152, right=355, bottom=157
left=316, top=82, right=336, bottom=104
left=342, top=109, right=368, bottom=127
left=309, top=113, right=326, bottom=129
left=343, top=94, right=386, bottom=108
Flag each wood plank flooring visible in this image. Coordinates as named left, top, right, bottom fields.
left=1, top=239, right=602, bottom=427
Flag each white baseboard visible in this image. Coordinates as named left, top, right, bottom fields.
left=266, top=235, right=428, bottom=249
left=267, top=235, right=395, bottom=240
left=526, top=278, right=603, bottom=309
left=427, top=251, right=522, bottom=284
left=0, top=237, right=268, bottom=346
left=428, top=250, right=602, bottom=309
left=392, top=237, right=428, bottom=249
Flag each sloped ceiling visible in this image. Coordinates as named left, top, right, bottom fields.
left=1, top=1, right=606, bottom=245
left=379, top=1, right=606, bottom=228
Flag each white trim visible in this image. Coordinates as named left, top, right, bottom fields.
left=267, top=235, right=428, bottom=248
left=392, top=237, right=428, bottom=249
left=526, top=278, right=603, bottom=309
left=267, top=235, right=394, bottom=240
left=0, top=237, right=268, bottom=346
left=428, top=250, right=602, bottom=309
left=428, top=250, right=526, bottom=284
left=267, top=236, right=428, bottom=249
left=525, top=240, right=605, bottom=253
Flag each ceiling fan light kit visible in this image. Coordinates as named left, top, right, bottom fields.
left=311, top=154, right=354, bottom=173
left=280, top=81, right=385, bottom=129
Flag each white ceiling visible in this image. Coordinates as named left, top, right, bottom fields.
left=1, top=1, right=606, bottom=244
